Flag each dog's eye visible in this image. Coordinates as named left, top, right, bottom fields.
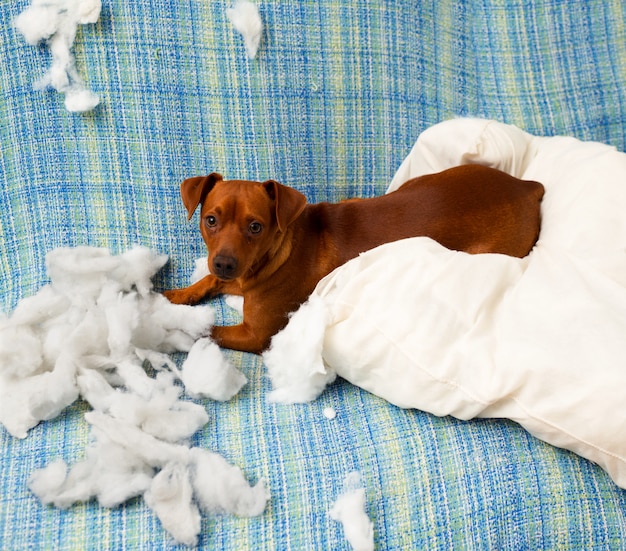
left=205, top=216, right=217, bottom=227
left=249, top=222, right=263, bottom=234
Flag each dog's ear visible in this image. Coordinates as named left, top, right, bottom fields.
left=180, top=173, right=223, bottom=220
left=262, top=180, right=307, bottom=233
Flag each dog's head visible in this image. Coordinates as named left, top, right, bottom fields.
left=179, top=173, right=307, bottom=281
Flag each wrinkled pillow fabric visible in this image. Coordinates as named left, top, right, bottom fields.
left=267, top=118, right=626, bottom=489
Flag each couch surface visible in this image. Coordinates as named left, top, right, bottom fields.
left=2, top=0, right=626, bottom=549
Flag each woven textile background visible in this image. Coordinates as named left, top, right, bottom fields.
left=2, top=0, right=626, bottom=549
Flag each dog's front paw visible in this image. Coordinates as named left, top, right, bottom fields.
left=163, top=275, right=227, bottom=306
left=163, top=288, right=197, bottom=305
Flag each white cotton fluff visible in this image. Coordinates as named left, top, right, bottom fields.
left=100, top=371, right=210, bottom=443
left=329, top=472, right=375, bottom=551
left=27, top=354, right=81, bottom=421
left=46, top=246, right=119, bottom=301
left=76, top=368, right=118, bottom=412
left=29, top=416, right=164, bottom=510
left=46, top=246, right=168, bottom=300
left=29, top=411, right=269, bottom=546
left=135, top=348, right=178, bottom=372
left=13, top=0, right=102, bottom=112
left=144, top=462, right=202, bottom=548
left=225, top=294, right=244, bottom=314
left=180, top=338, right=247, bottom=401
left=28, top=459, right=71, bottom=505
left=0, top=246, right=218, bottom=438
left=9, top=285, right=70, bottom=326
left=144, top=294, right=215, bottom=353
left=191, top=257, right=210, bottom=283
left=264, top=294, right=336, bottom=403
left=1, top=287, right=72, bottom=378
left=85, top=412, right=190, bottom=468
left=189, top=448, right=270, bottom=517
left=115, top=247, right=170, bottom=297
left=114, top=357, right=160, bottom=399
left=226, top=0, right=263, bottom=59
left=0, top=324, right=44, bottom=378
left=29, top=438, right=155, bottom=509
left=103, top=291, right=142, bottom=359
left=5, top=245, right=264, bottom=545
left=0, top=354, right=79, bottom=438
left=64, top=87, right=100, bottom=112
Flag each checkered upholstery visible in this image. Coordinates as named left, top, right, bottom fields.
left=2, top=0, right=626, bottom=548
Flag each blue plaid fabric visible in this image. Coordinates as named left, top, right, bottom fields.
left=2, top=0, right=626, bottom=548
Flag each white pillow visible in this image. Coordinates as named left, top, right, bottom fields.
left=265, top=119, right=626, bottom=489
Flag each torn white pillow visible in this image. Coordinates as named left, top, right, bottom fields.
left=266, top=118, right=626, bottom=490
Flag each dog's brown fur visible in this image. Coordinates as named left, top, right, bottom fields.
left=164, top=165, right=544, bottom=353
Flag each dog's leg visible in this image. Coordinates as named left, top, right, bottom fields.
left=210, top=297, right=290, bottom=353
left=163, top=275, right=241, bottom=305
left=210, top=323, right=269, bottom=355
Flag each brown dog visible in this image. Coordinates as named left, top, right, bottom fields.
left=164, top=165, right=544, bottom=353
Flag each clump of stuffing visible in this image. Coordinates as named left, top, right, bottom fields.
left=0, top=246, right=221, bottom=438
left=174, top=337, right=248, bottom=401
left=226, top=0, right=263, bottom=59
left=225, top=294, right=244, bottom=314
left=13, top=0, right=101, bottom=112
left=0, top=246, right=264, bottom=546
left=29, top=412, right=269, bottom=548
left=191, top=256, right=210, bottom=283
left=263, top=294, right=336, bottom=403
left=330, top=472, right=375, bottom=551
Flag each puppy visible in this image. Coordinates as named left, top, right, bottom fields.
left=164, top=165, right=544, bottom=353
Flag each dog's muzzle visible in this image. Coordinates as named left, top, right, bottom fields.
left=212, top=255, right=238, bottom=280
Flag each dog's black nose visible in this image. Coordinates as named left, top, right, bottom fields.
left=212, top=255, right=238, bottom=279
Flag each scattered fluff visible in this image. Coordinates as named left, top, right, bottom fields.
left=78, top=369, right=210, bottom=443
left=29, top=413, right=269, bottom=547
left=225, top=294, right=244, bottom=314
left=330, top=472, right=374, bottom=551
left=191, top=256, right=210, bottom=283
left=226, top=0, right=263, bottom=59
left=144, top=462, right=202, bottom=547
left=176, top=338, right=248, bottom=401
left=1, top=246, right=262, bottom=546
left=13, top=0, right=263, bottom=109
left=13, top=0, right=101, bottom=112
left=189, top=447, right=270, bottom=517
left=263, top=294, right=336, bottom=403
left=0, top=246, right=218, bottom=438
